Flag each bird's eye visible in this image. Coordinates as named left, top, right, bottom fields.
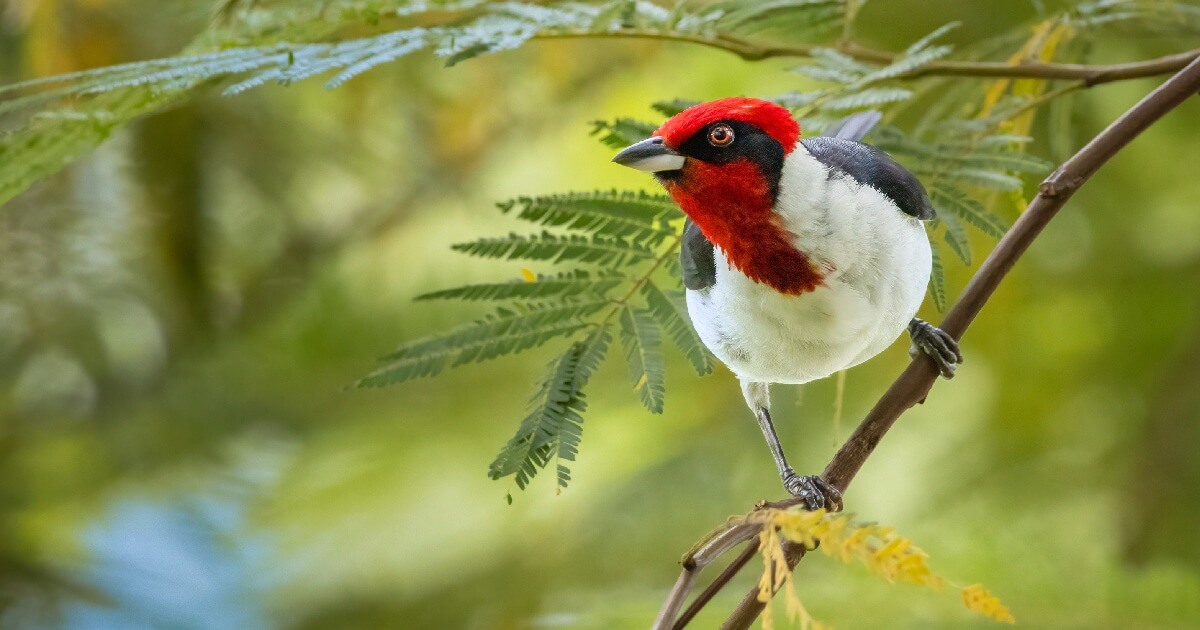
left=707, top=124, right=735, bottom=147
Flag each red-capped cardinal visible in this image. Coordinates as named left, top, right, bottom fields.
left=613, top=98, right=962, bottom=510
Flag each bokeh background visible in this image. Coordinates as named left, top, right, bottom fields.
left=2, top=1, right=1200, bottom=628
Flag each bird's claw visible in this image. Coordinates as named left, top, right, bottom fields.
left=782, top=472, right=843, bottom=512
left=908, top=318, right=963, bottom=379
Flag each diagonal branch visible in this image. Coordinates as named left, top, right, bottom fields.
left=654, top=53, right=1200, bottom=630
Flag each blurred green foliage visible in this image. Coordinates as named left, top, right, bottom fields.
left=1, top=0, right=1200, bottom=628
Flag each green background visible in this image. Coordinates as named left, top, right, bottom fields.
left=1, top=1, right=1199, bottom=627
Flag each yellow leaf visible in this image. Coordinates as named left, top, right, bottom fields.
left=750, top=506, right=1005, bottom=626
left=980, top=19, right=1073, bottom=120
left=520, top=268, right=537, bottom=282
left=962, top=584, right=1016, bottom=624
left=633, top=374, right=647, bottom=391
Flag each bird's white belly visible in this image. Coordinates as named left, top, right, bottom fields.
left=685, top=151, right=932, bottom=384
left=686, top=260, right=924, bottom=384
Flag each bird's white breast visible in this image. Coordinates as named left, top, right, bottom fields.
left=685, top=146, right=931, bottom=384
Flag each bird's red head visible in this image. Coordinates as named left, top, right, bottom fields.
left=612, top=97, right=821, bottom=295
left=654, top=97, right=800, bottom=154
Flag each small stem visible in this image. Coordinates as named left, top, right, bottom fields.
left=832, top=369, right=847, bottom=447
left=584, top=232, right=683, bottom=337
left=999, top=81, right=1085, bottom=123
left=840, top=0, right=859, bottom=46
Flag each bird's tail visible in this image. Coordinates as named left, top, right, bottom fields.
left=823, top=110, right=882, bottom=142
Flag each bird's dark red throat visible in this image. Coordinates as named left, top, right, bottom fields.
left=655, top=98, right=825, bottom=295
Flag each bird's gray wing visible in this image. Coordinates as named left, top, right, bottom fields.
left=801, top=135, right=936, bottom=220
left=822, top=110, right=882, bottom=143
left=680, top=218, right=717, bottom=291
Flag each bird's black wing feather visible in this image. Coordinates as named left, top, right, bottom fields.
left=680, top=218, right=717, bottom=291
left=801, top=136, right=936, bottom=220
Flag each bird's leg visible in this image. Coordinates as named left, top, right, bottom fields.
left=742, top=381, right=843, bottom=512
left=755, top=406, right=843, bottom=512
left=908, top=317, right=963, bottom=379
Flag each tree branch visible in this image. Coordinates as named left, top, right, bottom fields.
left=837, top=42, right=1200, bottom=86
left=672, top=540, right=758, bottom=629
left=654, top=52, right=1200, bottom=630
left=538, top=30, right=1200, bottom=85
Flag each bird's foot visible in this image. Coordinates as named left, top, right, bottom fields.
left=782, top=471, right=843, bottom=512
left=908, top=318, right=963, bottom=379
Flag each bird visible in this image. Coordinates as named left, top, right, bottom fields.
left=611, top=97, right=962, bottom=511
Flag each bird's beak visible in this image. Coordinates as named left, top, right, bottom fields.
left=612, top=137, right=686, bottom=173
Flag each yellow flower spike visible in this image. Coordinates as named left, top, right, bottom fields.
left=757, top=563, right=775, bottom=622
left=783, top=527, right=814, bottom=549
left=895, top=551, right=942, bottom=589
left=782, top=571, right=803, bottom=622
left=870, top=525, right=896, bottom=540
left=755, top=522, right=832, bottom=630
left=864, top=546, right=896, bottom=582
left=816, top=515, right=851, bottom=555
left=786, top=521, right=820, bottom=548
left=962, top=584, right=1016, bottom=624
left=754, top=509, right=1010, bottom=627
left=874, top=536, right=909, bottom=560
left=839, top=527, right=875, bottom=563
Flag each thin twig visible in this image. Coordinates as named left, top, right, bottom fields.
left=536, top=30, right=1200, bottom=85
left=672, top=541, right=760, bottom=629
left=653, top=518, right=764, bottom=629
left=716, top=53, right=1200, bottom=630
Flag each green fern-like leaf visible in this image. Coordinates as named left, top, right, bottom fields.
left=641, top=281, right=714, bottom=376
left=788, top=25, right=956, bottom=118
left=588, top=0, right=638, bottom=33
left=487, top=341, right=586, bottom=490
left=904, top=21, right=962, bottom=55
left=855, top=43, right=953, bottom=85
left=931, top=186, right=1010, bottom=239
left=944, top=168, right=1025, bottom=191
left=590, top=118, right=659, bottom=149
left=488, top=326, right=612, bottom=490
left=712, top=0, right=844, bottom=37
left=940, top=214, right=973, bottom=266
left=651, top=99, right=700, bottom=117
left=619, top=305, right=666, bottom=413
left=928, top=243, right=947, bottom=311
left=358, top=300, right=610, bottom=387
left=969, top=134, right=1038, bottom=149
left=0, top=88, right=189, bottom=208
left=822, top=87, right=914, bottom=111
left=949, top=151, right=1053, bottom=175
left=1071, top=0, right=1200, bottom=36
left=498, top=190, right=680, bottom=244
left=772, top=91, right=824, bottom=109
left=792, top=49, right=871, bottom=84
left=451, top=231, right=655, bottom=266
left=813, top=46, right=879, bottom=70
left=415, top=270, right=624, bottom=302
